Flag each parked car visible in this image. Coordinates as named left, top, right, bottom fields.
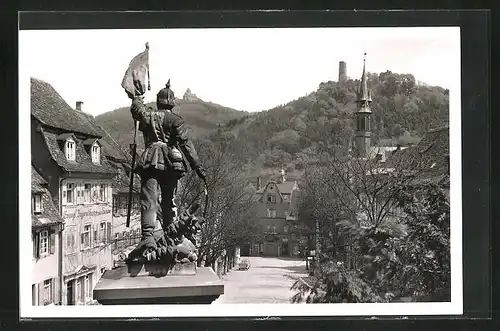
left=238, top=258, right=251, bottom=270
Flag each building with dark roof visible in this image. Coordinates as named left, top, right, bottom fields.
left=70, top=102, right=143, bottom=262
left=242, top=169, right=304, bottom=257
left=386, top=126, right=450, bottom=189
left=31, top=77, right=116, bottom=305
left=31, top=166, right=64, bottom=306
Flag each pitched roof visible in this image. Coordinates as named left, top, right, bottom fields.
left=109, top=159, right=141, bottom=194
left=31, top=78, right=102, bottom=137
left=276, top=181, right=297, bottom=194
left=76, top=111, right=131, bottom=162
left=287, top=189, right=301, bottom=217
left=42, top=130, right=116, bottom=175
left=31, top=166, right=64, bottom=228
left=31, top=166, right=47, bottom=193
left=386, top=126, right=449, bottom=185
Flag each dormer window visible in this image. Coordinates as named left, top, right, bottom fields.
left=65, top=139, right=75, bottom=161
left=56, top=133, right=77, bottom=162
left=83, top=138, right=101, bottom=164
left=32, top=194, right=42, bottom=214
left=92, top=143, right=100, bottom=164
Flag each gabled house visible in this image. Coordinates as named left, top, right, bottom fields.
left=74, top=106, right=143, bottom=266
left=387, top=126, right=450, bottom=189
left=31, top=77, right=116, bottom=305
left=244, top=169, right=302, bottom=257
left=31, top=166, right=64, bottom=306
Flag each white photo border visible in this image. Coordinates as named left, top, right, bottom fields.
left=19, top=26, right=462, bottom=318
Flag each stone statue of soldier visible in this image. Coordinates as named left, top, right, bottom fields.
left=127, top=80, right=207, bottom=262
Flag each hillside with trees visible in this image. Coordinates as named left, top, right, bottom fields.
left=95, top=98, right=248, bottom=151
left=96, top=71, right=449, bottom=183
left=223, top=71, right=449, bottom=181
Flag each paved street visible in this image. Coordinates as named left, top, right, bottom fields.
left=212, top=257, right=308, bottom=304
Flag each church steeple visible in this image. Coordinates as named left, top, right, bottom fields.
left=354, top=53, right=372, bottom=158
left=357, top=53, right=372, bottom=109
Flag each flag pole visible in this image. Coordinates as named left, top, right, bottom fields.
left=146, top=42, right=151, bottom=91
left=126, top=42, right=149, bottom=228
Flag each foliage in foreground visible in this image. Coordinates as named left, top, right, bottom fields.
left=291, top=182, right=450, bottom=303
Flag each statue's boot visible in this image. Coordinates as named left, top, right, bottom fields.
left=128, top=210, right=158, bottom=263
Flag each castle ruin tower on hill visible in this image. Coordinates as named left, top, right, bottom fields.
left=354, top=53, right=372, bottom=158
left=338, top=61, right=347, bottom=83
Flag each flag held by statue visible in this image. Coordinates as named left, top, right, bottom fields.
left=121, top=42, right=151, bottom=98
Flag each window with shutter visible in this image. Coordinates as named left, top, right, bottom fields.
left=65, top=139, right=76, bottom=161
left=84, top=274, right=90, bottom=300
left=43, top=278, right=53, bottom=305
left=84, top=184, right=91, bottom=203
left=66, top=183, right=75, bottom=205
left=91, top=184, right=99, bottom=203
left=82, top=224, right=91, bottom=249
left=99, top=185, right=105, bottom=203
left=106, top=222, right=111, bottom=243
left=99, top=222, right=106, bottom=243
left=76, top=184, right=84, bottom=204
left=62, top=184, right=67, bottom=205
left=32, top=284, right=37, bottom=306
left=39, top=230, right=49, bottom=255
left=112, top=196, right=118, bottom=214
left=76, top=278, right=82, bottom=304
left=65, top=225, right=77, bottom=254
left=33, top=232, right=40, bottom=259
left=38, top=281, right=43, bottom=305
left=51, top=278, right=56, bottom=305
left=33, top=194, right=43, bottom=213
left=92, top=143, right=100, bottom=164
left=93, top=224, right=98, bottom=246
left=49, top=230, right=56, bottom=254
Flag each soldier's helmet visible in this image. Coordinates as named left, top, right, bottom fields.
left=157, top=79, right=176, bottom=110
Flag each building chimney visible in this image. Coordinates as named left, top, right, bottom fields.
left=338, top=61, right=347, bottom=83
left=257, top=177, right=261, bottom=191
left=76, top=101, right=83, bottom=111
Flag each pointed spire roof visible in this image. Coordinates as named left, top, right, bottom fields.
left=356, top=53, right=372, bottom=113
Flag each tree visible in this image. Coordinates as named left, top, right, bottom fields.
left=176, top=135, right=259, bottom=267
left=291, top=144, right=449, bottom=303
left=392, top=182, right=451, bottom=301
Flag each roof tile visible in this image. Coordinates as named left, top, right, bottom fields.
left=42, top=130, right=116, bottom=174
left=31, top=166, right=64, bottom=228
left=31, top=78, right=101, bottom=137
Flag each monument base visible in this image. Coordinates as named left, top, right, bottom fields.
left=93, top=266, right=224, bottom=305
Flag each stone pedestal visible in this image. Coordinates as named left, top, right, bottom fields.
left=93, top=265, right=224, bottom=305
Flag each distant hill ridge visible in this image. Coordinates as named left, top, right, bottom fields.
left=95, top=98, right=248, bottom=150
left=96, top=71, right=449, bottom=179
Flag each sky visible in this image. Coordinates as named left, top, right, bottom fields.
left=19, top=27, right=460, bottom=116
